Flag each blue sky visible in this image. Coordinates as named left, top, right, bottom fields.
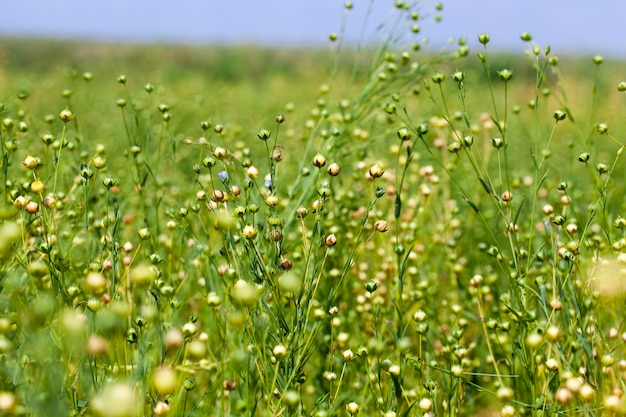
left=1, top=0, right=625, bottom=57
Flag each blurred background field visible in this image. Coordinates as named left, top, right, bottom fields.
left=1, top=37, right=625, bottom=184
left=2, top=2, right=626, bottom=416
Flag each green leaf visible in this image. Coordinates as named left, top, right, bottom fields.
left=395, top=194, right=402, bottom=219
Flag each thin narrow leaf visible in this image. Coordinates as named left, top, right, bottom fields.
left=479, top=177, right=492, bottom=195
left=513, top=198, right=526, bottom=226
left=464, top=197, right=480, bottom=213
left=395, top=194, right=402, bottom=219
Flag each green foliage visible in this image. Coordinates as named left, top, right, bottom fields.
left=1, top=3, right=626, bottom=417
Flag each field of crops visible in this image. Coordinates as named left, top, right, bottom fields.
left=1, top=3, right=626, bottom=417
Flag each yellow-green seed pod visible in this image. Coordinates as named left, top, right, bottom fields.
left=130, top=264, right=156, bottom=286
left=91, top=383, right=138, bottom=417
left=0, top=222, right=20, bottom=259
left=153, top=366, right=178, bottom=395
left=278, top=272, right=302, bottom=293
